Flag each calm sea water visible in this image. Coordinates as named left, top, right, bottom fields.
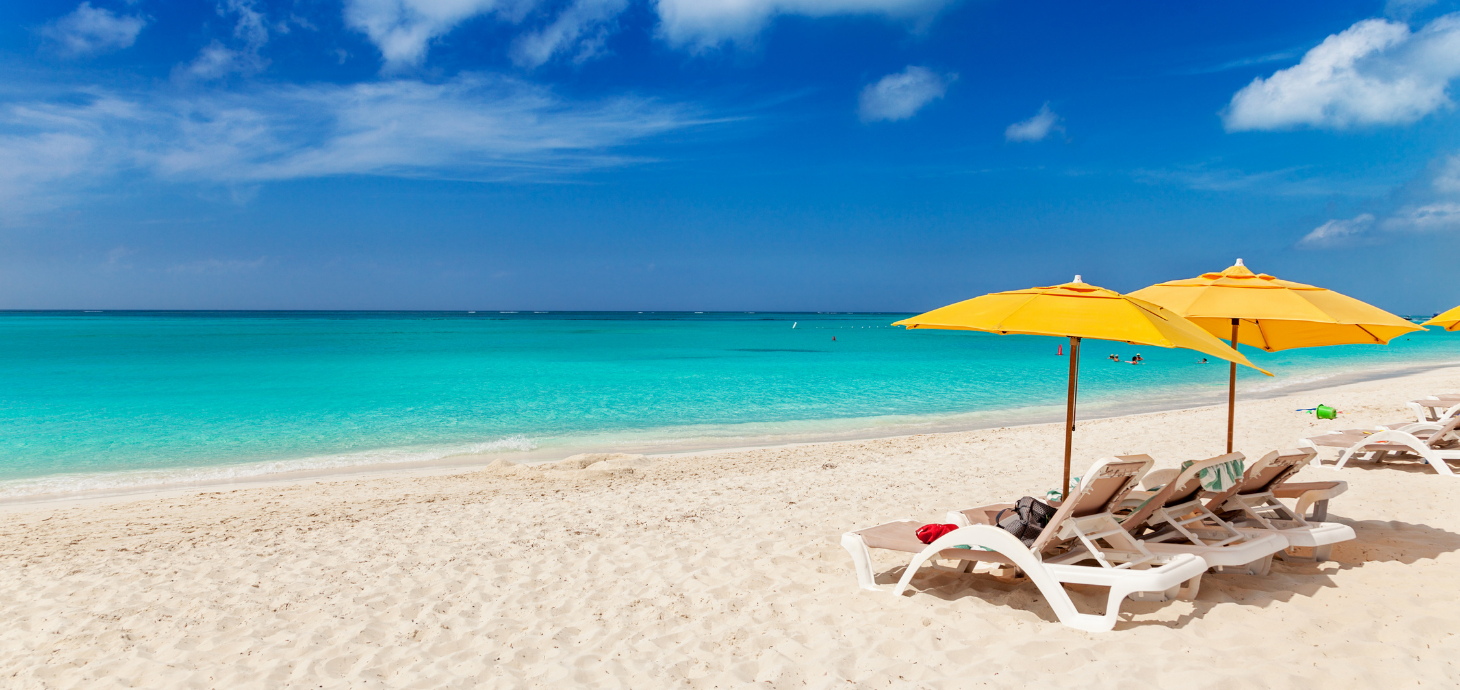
left=1, top=311, right=1456, bottom=498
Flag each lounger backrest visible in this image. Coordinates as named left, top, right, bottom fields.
left=1121, top=452, right=1245, bottom=530
left=1235, top=448, right=1315, bottom=496
left=1031, top=456, right=1151, bottom=553
left=1426, top=415, right=1460, bottom=448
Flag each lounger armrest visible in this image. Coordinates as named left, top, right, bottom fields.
left=1272, top=481, right=1347, bottom=501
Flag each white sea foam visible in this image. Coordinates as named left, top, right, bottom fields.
left=0, top=435, right=537, bottom=501
left=1243, top=371, right=1339, bottom=394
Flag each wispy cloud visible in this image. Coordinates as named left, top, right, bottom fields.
left=344, top=0, right=512, bottom=70
left=1297, top=214, right=1376, bottom=248
left=1004, top=103, right=1063, bottom=142
left=1224, top=13, right=1460, bottom=131
left=511, top=0, right=626, bottom=67
left=858, top=66, right=954, bottom=123
left=41, top=2, right=147, bottom=57
left=1387, top=0, right=1440, bottom=20
left=656, top=0, right=952, bottom=50
left=1135, top=165, right=1311, bottom=193
left=0, top=75, right=705, bottom=216
left=342, top=0, right=954, bottom=69
left=1300, top=150, right=1460, bottom=248
left=1176, top=49, right=1303, bottom=75
left=168, top=256, right=272, bottom=274
left=177, top=0, right=271, bottom=80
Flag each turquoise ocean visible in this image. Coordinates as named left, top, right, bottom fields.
left=2, top=311, right=1456, bottom=500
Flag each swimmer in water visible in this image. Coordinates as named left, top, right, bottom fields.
left=1197, top=357, right=1208, bottom=363
left=1131, top=353, right=1143, bottom=364
left=1109, top=354, right=1120, bottom=362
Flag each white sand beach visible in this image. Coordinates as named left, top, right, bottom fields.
left=3, top=366, right=1460, bottom=689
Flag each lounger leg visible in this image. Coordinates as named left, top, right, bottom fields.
left=1334, top=447, right=1355, bottom=470
left=1177, top=574, right=1201, bottom=601
left=1408, top=401, right=1429, bottom=423
left=1313, top=545, right=1332, bottom=561
left=1127, top=587, right=1173, bottom=603
left=1213, top=553, right=1271, bottom=576
left=1422, top=450, right=1457, bottom=477
left=1280, top=545, right=1318, bottom=562
left=1298, top=439, right=1323, bottom=466
left=840, top=532, right=883, bottom=592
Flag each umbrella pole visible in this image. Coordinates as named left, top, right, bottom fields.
left=1227, top=318, right=1238, bottom=454
left=1063, top=336, right=1080, bottom=500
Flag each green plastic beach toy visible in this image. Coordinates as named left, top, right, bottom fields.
left=1316, top=404, right=1337, bottom=420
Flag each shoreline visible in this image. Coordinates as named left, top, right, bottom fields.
left=5, top=358, right=1458, bottom=511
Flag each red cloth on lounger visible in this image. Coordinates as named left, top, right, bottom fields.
left=916, top=523, right=959, bottom=544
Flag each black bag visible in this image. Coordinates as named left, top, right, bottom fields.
left=995, top=496, right=1056, bottom=547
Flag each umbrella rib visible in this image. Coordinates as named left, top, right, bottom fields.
left=1355, top=324, right=1384, bottom=345
left=1252, top=318, right=1268, bottom=351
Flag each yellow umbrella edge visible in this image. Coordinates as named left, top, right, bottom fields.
left=1130, top=261, right=1424, bottom=349
left=1422, top=305, right=1460, bottom=331
left=893, top=288, right=1273, bottom=376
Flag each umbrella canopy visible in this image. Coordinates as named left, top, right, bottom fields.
left=894, top=277, right=1269, bottom=497
left=1423, top=305, right=1460, bottom=331
left=1128, top=260, right=1421, bottom=351
left=1130, top=259, right=1420, bottom=452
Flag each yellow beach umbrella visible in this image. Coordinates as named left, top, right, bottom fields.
left=1131, top=259, right=1421, bottom=452
left=1423, top=305, right=1460, bottom=331
left=894, top=276, right=1269, bottom=496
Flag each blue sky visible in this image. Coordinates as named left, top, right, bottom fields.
left=3, top=0, right=1460, bottom=311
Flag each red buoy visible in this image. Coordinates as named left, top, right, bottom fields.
left=1057, top=345, right=1063, bottom=356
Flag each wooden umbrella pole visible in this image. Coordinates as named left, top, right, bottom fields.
left=1063, top=336, right=1081, bottom=500
left=1227, top=318, right=1239, bottom=454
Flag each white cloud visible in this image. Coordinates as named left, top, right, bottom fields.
left=655, top=0, right=951, bottom=50
left=1004, top=102, right=1062, bottom=142
left=511, top=0, right=627, bottom=67
left=41, top=2, right=147, bottom=57
left=1224, top=14, right=1460, bottom=131
left=858, top=66, right=953, bottom=123
left=0, top=75, right=701, bottom=216
left=1298, top=214, right=1376, bottom=247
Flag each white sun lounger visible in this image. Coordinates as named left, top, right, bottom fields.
left=1112, top=453, right=1289, bottom=576
left=841, top=457, right=1208, bottom=633
left=1301, top=414, right=1460, bottom=477
left=1203, top=448, right=1356, bottom=561
left=1408, top=396, right=1460, bottom=423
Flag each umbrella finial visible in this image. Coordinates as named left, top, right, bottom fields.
left=1235, top=258, right=1244, bottom=266
left=1074, top=274, right=1082, bottom=283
